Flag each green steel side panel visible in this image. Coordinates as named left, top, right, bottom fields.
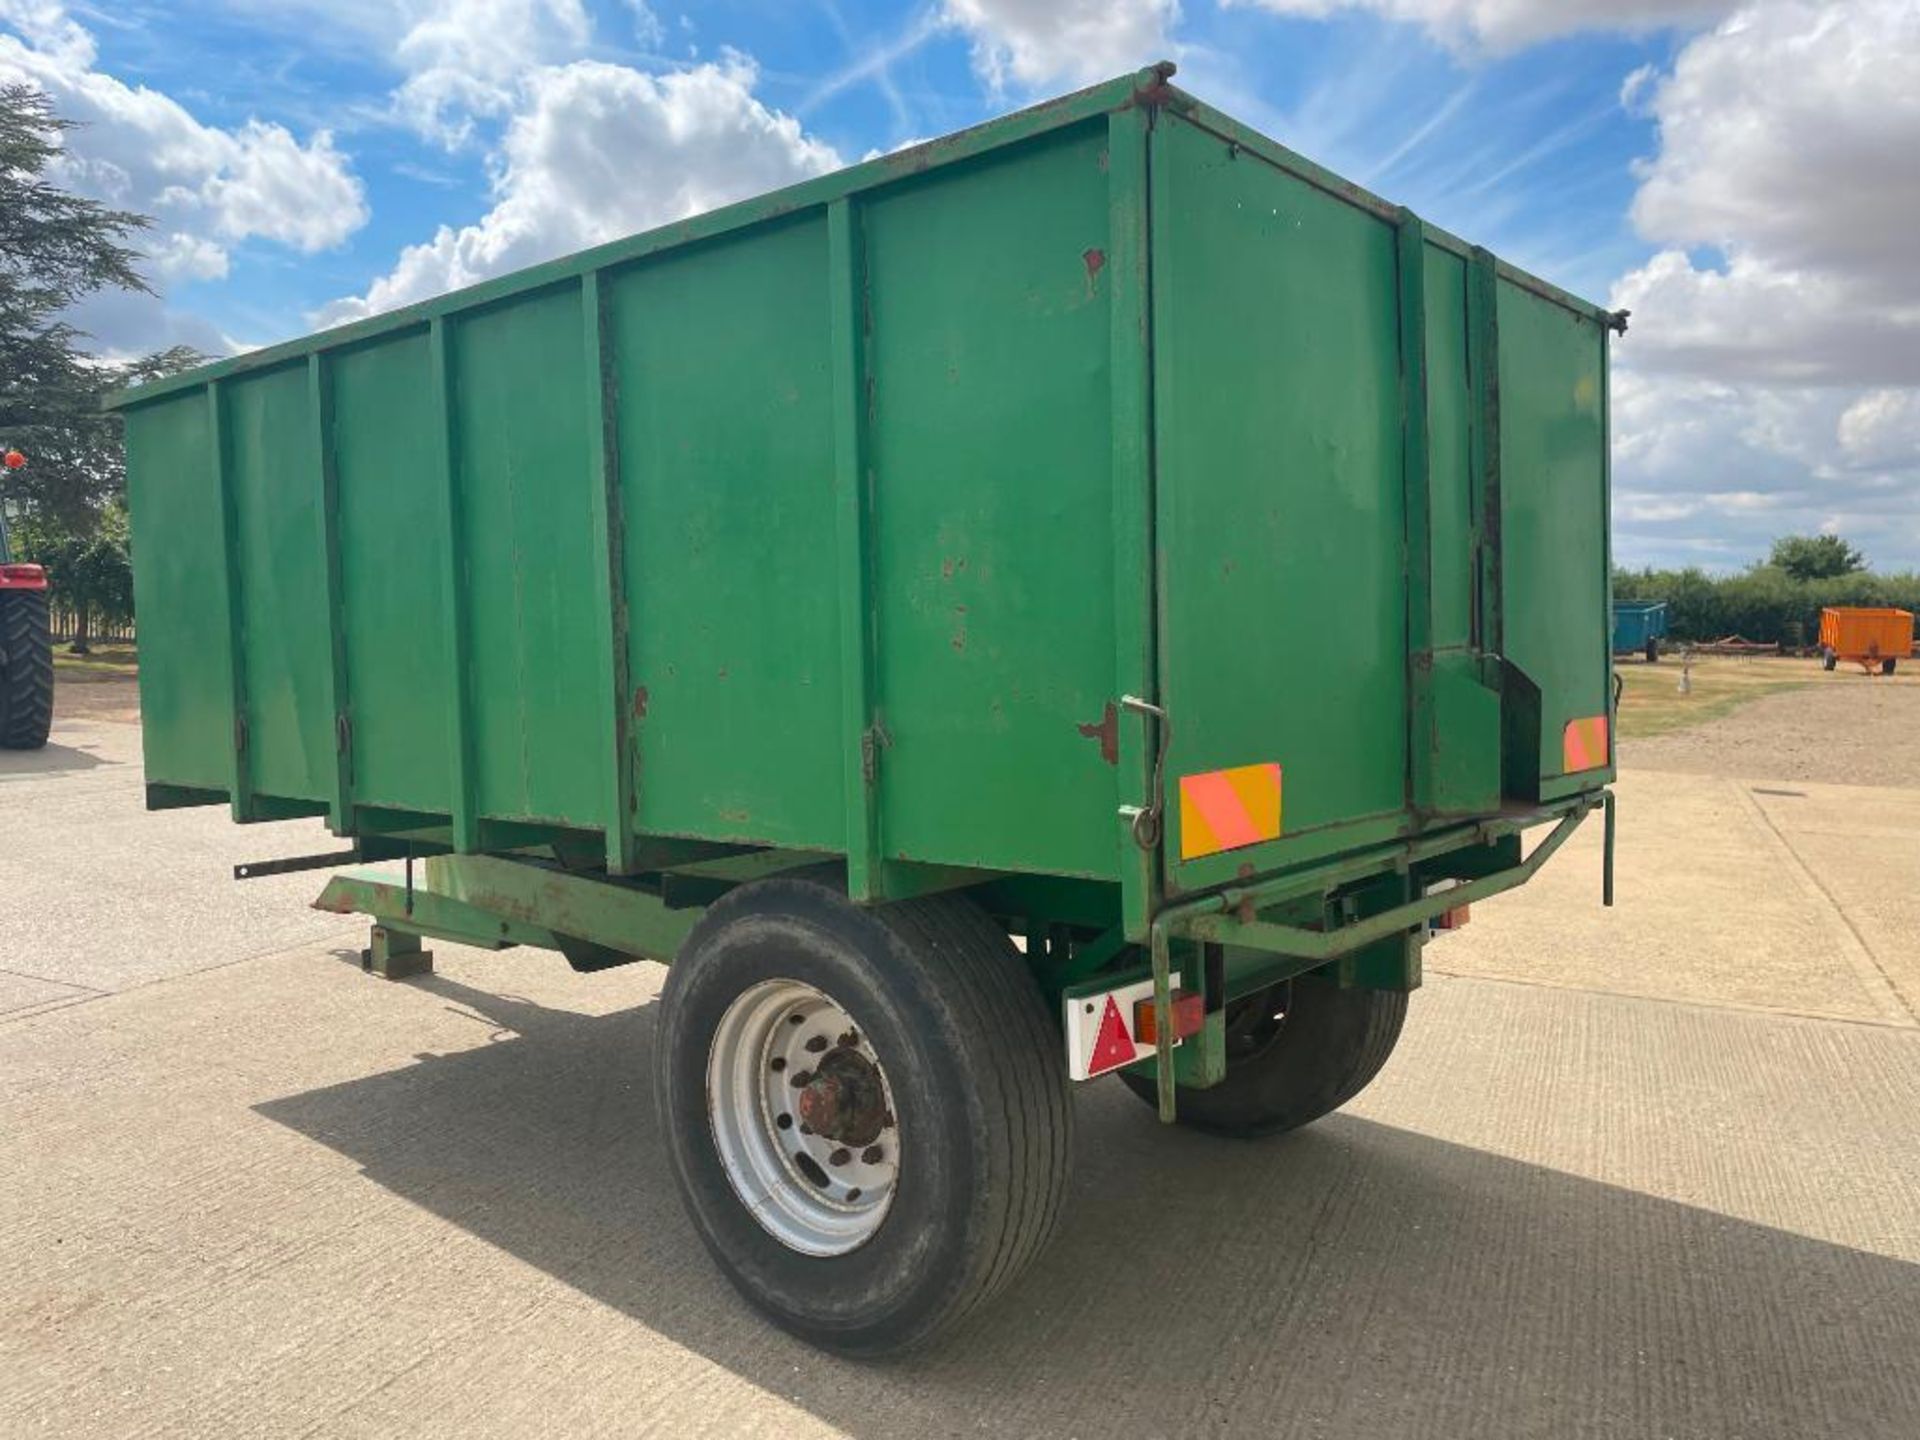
left=863, top=124, right=1117, bottom=878
left=450, top=289, right=603, bottom=828
left=608, top=218, right=846, bottom=849
left=224, top=363, right=332, bottom=802
left=1420, top=244, right=1503, bottom=816
left=1424, top=246, right=1473, bottom=653
left=1496, top=280, right=1611, bottom=782
left=113, top=73, right=1614, bottom=895
left=330, top=331, right=453, bottom=813
left=125, top=394, right=229, bottom=792
left=1153, top=112, right=1408, bottom=890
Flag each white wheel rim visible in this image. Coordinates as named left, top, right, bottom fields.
left=705, top=978, right=899, bottom=1256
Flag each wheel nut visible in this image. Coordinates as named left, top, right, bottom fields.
left=829, top=1148, right=851, bottom=1167
left=790, top=1069, right=812, bottom=1087
left=861, top=1145, right=884, bottom=1164
left=804, top=1034, right=828, bottom=1053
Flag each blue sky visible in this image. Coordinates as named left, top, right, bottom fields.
left=4, top=0, right=1916, bottom=570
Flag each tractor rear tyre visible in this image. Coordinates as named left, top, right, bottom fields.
left=0, top=589, right=54, bottom=750
left=1121, top=970, right=1407, bottom=1138
left=656, top=874, right=1072, bottom=1355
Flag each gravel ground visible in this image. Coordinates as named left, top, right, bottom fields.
left=50, top=669, right=141, bottom=724
left=1622, top=677, right=1920, bottom=788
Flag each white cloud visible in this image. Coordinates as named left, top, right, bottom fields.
left=0, top=1, right=367, bottom=316
left=1225, top=0, right=1733, bottom=50
left=146, top=233, right=231, bottom=284
left=0, top=1, right=368, bottom=358
left=321, top=55, right=840, bottom=324
left=1617, top=0, right=1920, bottom=385
left=1839, top=390, right=1920, bottom=472
left=942, top=0, right=1179, bottom=90
left=0, top=0, right=88, bottom=64
left=1608, top=1, right=1920, bottom=567
left=1611, top=249, right=1920, bottom=389
left=395, top=0, right=595, bottom=144
left=1611, top=371, right=1920, bottom=569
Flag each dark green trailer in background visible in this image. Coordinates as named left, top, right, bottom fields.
left=111, top=63, right=1618, bottom=1354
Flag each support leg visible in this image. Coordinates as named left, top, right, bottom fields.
left=362, top=924, right=433, bottom=980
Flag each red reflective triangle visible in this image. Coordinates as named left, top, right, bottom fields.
left=1087, top=995, right=1138, bottom=1076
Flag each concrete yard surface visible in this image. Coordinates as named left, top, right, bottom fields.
left=3, top=675, right=1918, bottom=1438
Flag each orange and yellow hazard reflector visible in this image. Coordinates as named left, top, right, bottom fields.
left=1178, top=762, right=1282, bottom=860
left=1562, top=713, right=1610, bottom=773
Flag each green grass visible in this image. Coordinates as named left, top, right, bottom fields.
left=1614, top=654, right=1817, bottom=739
left=51, top=641, right=139, bottom=678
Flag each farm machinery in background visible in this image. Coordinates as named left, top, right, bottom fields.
left=0, top=446, right=54, bottom=750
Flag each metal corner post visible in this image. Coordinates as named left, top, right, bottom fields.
left=1107, top=102, right=1161, bottom=944
left=828, top=196, right=883, bottom=901
left=307, top=352, right=354, bottom=832
left=1396, top=209, right=1435, bottom=818
left=428, top=315, right=480, bottom=852
left=1600, top=314, right=1617, bottom=772
left=1466, top=247, right=1504, bottom=658
left=582, top=269, right=638, bottom=873
left=209, top=379, right=253, bottom=822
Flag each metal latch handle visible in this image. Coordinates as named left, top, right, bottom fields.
left=1117, top=695, right=1171, bottom=851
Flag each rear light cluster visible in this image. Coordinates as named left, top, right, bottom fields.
left=1133, top=989, right=1205, bottom=1045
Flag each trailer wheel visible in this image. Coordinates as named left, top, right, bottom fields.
left=1884, top=658, right=1898, bottom=675
left=1121, top=971, right=1406, bottom=1138
left=1822, top=648, right=1838, bottom=672
left=0, top=589, right=54, bottom=751
left=1644, top=638, right=1659, bottom=664
left=656, top=875, right=1072, bottom=1355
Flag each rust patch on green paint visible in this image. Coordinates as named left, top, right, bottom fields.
left=631, top=685, right=649, bottom=720
left=1077, top=700, right=1119, bottom=766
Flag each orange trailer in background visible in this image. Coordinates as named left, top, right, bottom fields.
left=1819, top=606, right=1913, bottom=675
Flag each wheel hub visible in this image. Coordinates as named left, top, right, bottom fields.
left=706, top=979, right=900, bottom=1256
left=796, top=1049, right=887, bottom=1147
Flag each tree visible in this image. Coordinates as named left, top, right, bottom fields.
left=12, top=504, right=133, bottom=655
left=0, top=83, right=202, bottom=648
left=1768, top=533, right=1865, bottom=582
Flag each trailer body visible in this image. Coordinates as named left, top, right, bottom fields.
left=1611, top=600, right=1669, bottom=662
left=113, top=71, right=1614, bottom=939
left=1819, top=606, right=1913, bottom=674
left=112, top=66, right=1621, bottom=1353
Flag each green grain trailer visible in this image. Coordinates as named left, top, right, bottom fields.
left=110, top=64, right=1620, bottom=1354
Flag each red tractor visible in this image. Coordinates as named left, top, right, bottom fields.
left=0, top=447, right=53, bottom=750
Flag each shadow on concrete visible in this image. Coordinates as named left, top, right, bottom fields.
left=256, top=977, right=1920, bottom=1439
left=0, top=739, right=107, bottom=777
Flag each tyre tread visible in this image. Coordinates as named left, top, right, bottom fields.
left=0, top=590, right=54, bottom=751
left=869, top=894, right=1073, bottom=1328
left=659, top=875, right=1073, bottom=1353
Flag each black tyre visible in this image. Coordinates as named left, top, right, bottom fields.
left=0, top=589, right=54, bottom=750
left=656, top=874, right=1072, bottom=1355
left=1822, top=648, right=1838, bottom=671
left=1121, top=971, right=1406, bottom=1139
left=1644, top=638, right=1659, bottom=664
left=1884, top=658, right=1898, bottom=675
